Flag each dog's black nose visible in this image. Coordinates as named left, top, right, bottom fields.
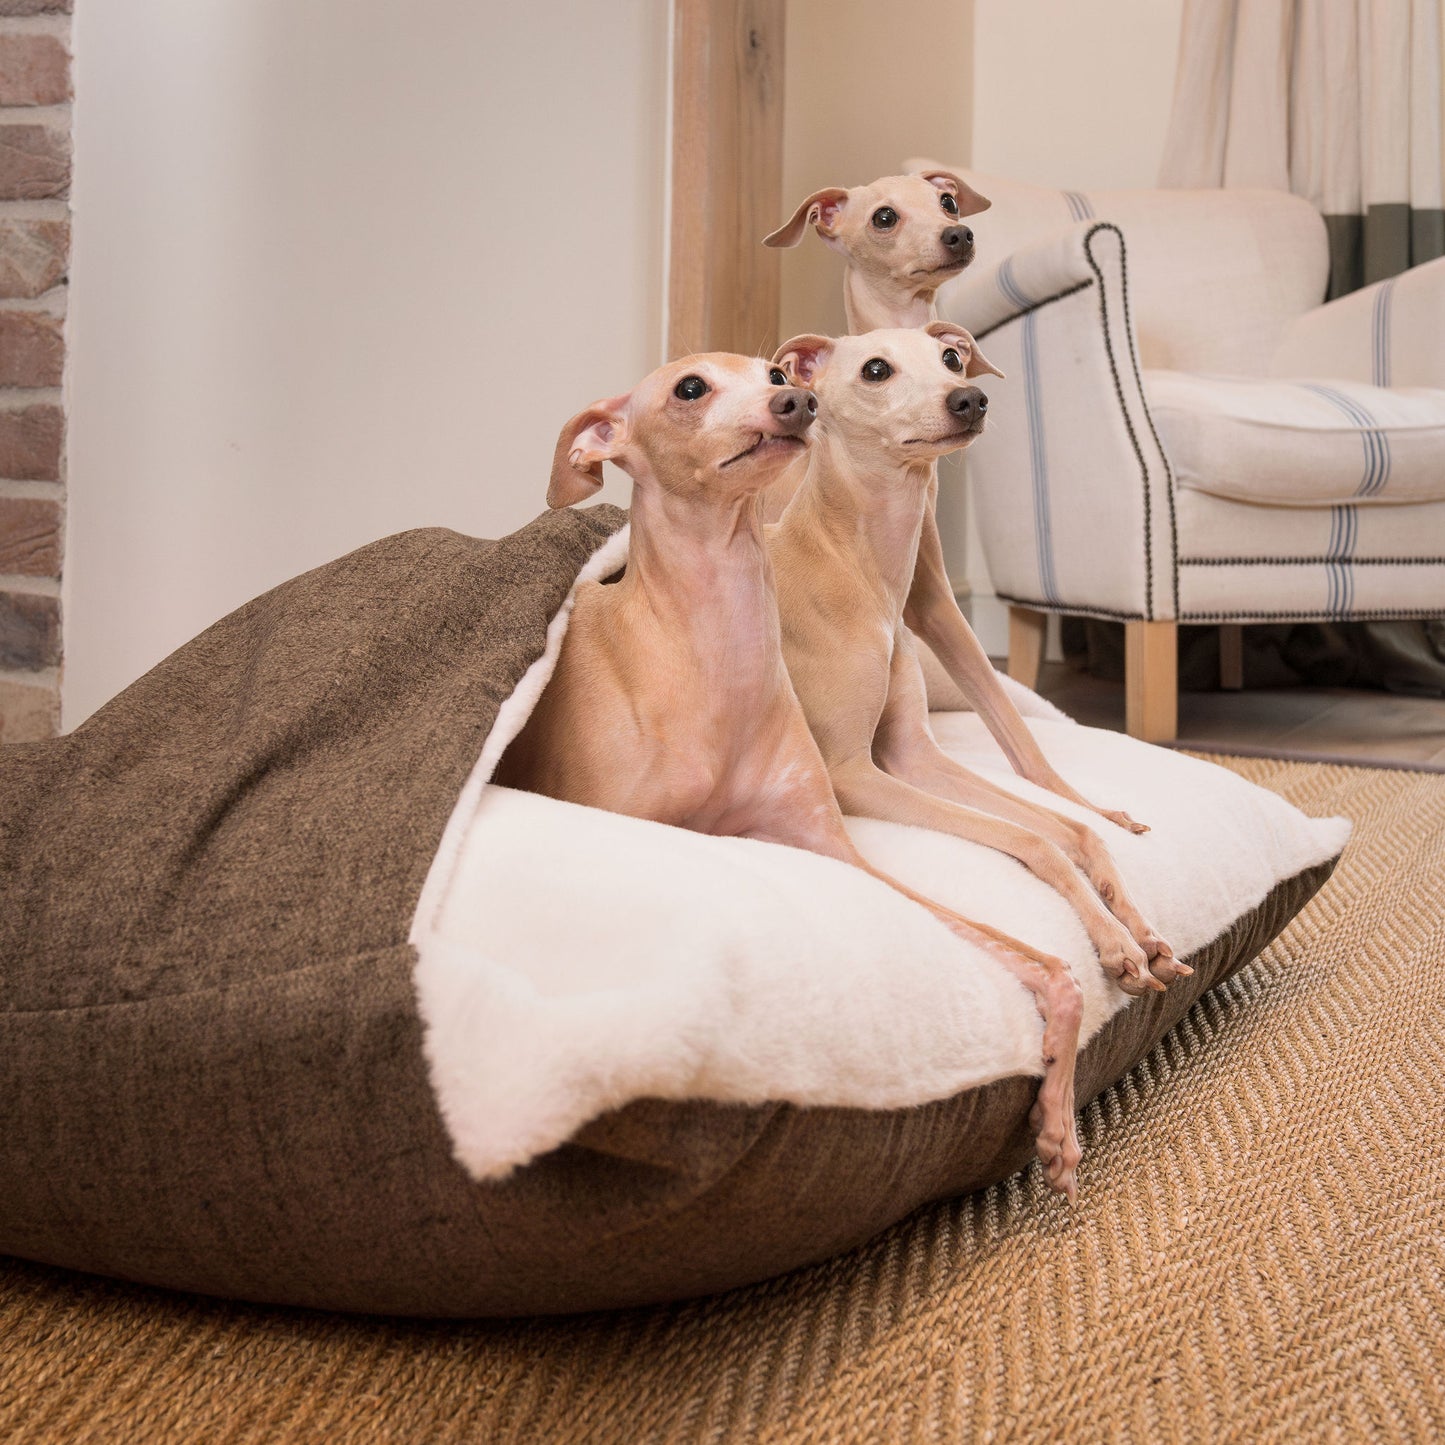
left=947, top=385, right=988, bottom=423
left=941, top=225, right=974, bottom=255
left=770, top=386, right=817, bottom=433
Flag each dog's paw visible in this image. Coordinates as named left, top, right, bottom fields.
left=1148, top=939, right=1193, bottom=985
left=1095, top=929, right=1163, bottom=993
left=1090, top=804, right=1149, bottom=834
left=1031, top=1097, right=1083, bottom=1202
left=1114, top=971, right=1161, bottom=998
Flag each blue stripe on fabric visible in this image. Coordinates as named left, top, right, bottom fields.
left=997, top=257, right=1033, bottom=312
left=1372, top=278, right=1396, bottom=387
left=1021, top=308, right=1059, bottom=605
left=1062, top=190, right=1095, bottom=221
left=1300, top=382, right=1392, bottom=498
left=1326, top=503, right=1357, bottom=618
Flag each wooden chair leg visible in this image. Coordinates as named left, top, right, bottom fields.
left=1219, top=623, right=1244, bottom=690
left=1008, top=606, right=1048, bottom=690
left=1125, top=619, right=1178, bottom=742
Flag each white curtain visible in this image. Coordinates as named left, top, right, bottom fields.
left=1159, top=0, right=1445, bottom=295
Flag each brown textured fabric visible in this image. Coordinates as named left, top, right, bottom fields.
left=0, top=506, right=627, bottom=1011
left=0, top=507, right=1336, bottom=1317
left=0, top=757, right=1420, bottom=1442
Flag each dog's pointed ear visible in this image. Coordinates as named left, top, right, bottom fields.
left=772, top=334, right=836, bottom=386
left=919, top=169, right=991, bottom=219
left=548, top=393, right=630, bottom=509
left=763, top=187, right=850, bottom=248
left=926, top=320, right=1005, bottom=381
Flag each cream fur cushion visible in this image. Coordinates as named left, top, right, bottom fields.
left=413, top=671, right=1349, bottom=1182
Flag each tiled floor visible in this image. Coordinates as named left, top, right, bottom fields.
left=1025, top=661, right=1445, bottom=771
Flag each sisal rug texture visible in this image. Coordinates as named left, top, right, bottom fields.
left=1, top=756, right=1441, bottom=1444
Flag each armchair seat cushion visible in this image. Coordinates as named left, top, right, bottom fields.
left=1144, top=371, right=1445, bottom=507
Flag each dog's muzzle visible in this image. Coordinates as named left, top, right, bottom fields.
left=947, top=385, right=988, bottom=431
left=769, top=386, right=818, bottom=437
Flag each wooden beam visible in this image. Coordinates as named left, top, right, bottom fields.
left=667, top=0, right=785, bottom=360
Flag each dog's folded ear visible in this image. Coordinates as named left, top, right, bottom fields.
left=764, top=187, right=849, bottom=248
left=772, top=334, right=836, bottom=386
left=925, top=320, right=1005, bottom=381
left=549, top=395, right=630, bottom=509
left=918, top=169, right=991, bottom=219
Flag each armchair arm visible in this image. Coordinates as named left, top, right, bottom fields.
left=944, top=219, right=1103, bottom=336
left=1270, top=255, right=1445, bottom=388
left=937, top=222, right=1178, bottom=621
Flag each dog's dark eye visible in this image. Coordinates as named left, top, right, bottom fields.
left=939, top=192, right=959, bottom=217
left=673, top=375, right=710, bottom=401
left=769, top=367, right=788, bottom=386
left=871, top=206, right=898, bottom=231
left=861, top=357, right=893, bottom=382
left=941, top=347, right=964, bottom=373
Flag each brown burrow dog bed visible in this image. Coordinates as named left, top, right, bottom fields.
left=0, top=505, right=1347, bottom=1317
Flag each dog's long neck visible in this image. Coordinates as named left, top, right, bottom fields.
left=782, top=426, right=933, bottom=610
left=620, top=479, right=785, bottom=697
left=843, top=270, right=938, bottom=334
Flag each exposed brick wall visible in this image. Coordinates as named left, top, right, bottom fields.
left=0, top=0, right=65, bottom=742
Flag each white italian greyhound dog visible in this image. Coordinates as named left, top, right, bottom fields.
left=767, top=325, right=1180, bottom=1006
left=499, top=353, right=1084, bottom=1197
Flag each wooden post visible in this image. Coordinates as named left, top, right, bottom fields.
left=1007, top=605, right=1048, bottom=691
left=667, top=0, right=785, bottom=360
left=1125, top=620, right=1178, bottom=742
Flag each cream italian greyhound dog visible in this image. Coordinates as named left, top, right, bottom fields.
left=498, top=352, right=1083, bottom=1197
left=768, top=325, right=1184, bottom=1008
left=766, top=170, right=1149, bottom=839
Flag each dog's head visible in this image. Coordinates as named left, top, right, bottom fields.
left=549, top=354, right=817, bottom=508
left=764, top=171, right=990, bottom=292
left=772, top=322, right=1002, bottom=464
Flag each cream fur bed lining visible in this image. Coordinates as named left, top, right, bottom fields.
left=409, top=527, right=1349, bottom=1182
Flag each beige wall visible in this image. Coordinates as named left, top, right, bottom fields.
left=779, top=0, right=975, bottom=343
left=779, top=0, right=975, bottom=598
left=65, top=0, right=667, bottom=726
left=972, top=0, right=1185, bottom=190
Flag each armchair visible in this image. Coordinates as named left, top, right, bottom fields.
left=917, top=166, right=1445, bottom=740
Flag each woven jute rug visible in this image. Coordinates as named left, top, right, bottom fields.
left=2, top=756, right=1442, bottom=1444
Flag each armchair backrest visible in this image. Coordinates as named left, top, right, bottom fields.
left=910, top=164, right=1330, bottom=376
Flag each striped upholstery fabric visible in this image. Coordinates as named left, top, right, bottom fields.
left=1175, top=489, right=1445, bottom=621
left=1145, top=371, right=1445, bottom=506
left=918, top=164, right=1329, bottom=374
left=922, top=166, right=1445, bottom=627
left=1272, top=255, right=1445, bottom=389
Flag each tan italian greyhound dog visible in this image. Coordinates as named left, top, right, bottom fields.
left=499, top=353, right=1084, bottom=1197
left=766, top=170, right=1149, bottom=838
left=766, top=325, right=1182, bottom=1010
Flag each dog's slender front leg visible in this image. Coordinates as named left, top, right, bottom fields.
left=905, top=518, right=1148, bottom=835
left=830, top=753, right=1154, bottom=991
left=875, top=641, right=1186, bottom=989
left=744, top=779, right=1084, bottom=1199
left=886, top=746, right=1190, bottom=991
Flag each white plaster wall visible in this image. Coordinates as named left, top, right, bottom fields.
left=65, top=0, right=666, bottom=726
